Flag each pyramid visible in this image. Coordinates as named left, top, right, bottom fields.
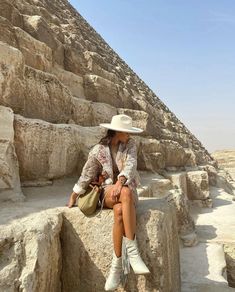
left=2, top=1, right=234, bottom=291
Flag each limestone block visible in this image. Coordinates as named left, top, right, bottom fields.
left=61, top=198, right=180, bottom=292
left=0, top=210, right=62, bottom=292
left=215, top=169, right=235, bottom=195
left=23, top=15, right=64, bottom=66
left=24, top=66, right=73, bottom=123
left=84, top=51, right=121, bottom=84
left=0, top=16, right=18, bottom=47
left=84, top=74, right=123, bottom=107
left=14, top=27, right=53, bottom=72
left=137, top=138, right=165, bottom=171
left=91, top=101, right=117, bottom=125
left=14, top=115, right=104, bottom=181
left=138, top=172, right=196, bottom=244
left=0, top=1, right=24, bottom=28
left=186, top=170, right=210, bottom=200
left=224, top=243, right=235, bottom=288
left=184, top=148, right=197, bottom=167
left=0, top=41, right=25, bottom=114
left=167, top=189, right=196, bottom=239
left=165, top=171, right=188, bottom=196
left=52, top=66, right=85, bottom=98
left=70, top=96, right=93, bottom=126
left=199, top=164, right=218, bottom=186
left=0, top=106, right=24, bottom=202
left=64, top=45, right=87, bottom=75
left=71, top=97, right=117, bottom=126
left=138, top=171, right=173, bottom=198
left=161, top=140, right=190, bottom=167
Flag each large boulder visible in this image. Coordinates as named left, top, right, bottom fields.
left=14, top=27, right=53, bottom=72
left=61, top=198, right=180, bottom=292
left=0, top=210, right=62, bottom=292
left=0, top=106, right=24, bottom=202
left=186, top=170, right=210, bottom=201
left=14, top=114, right=104, bottom=181
left=23, top=66, right=73, bottom=123
left=0, top=41, right=25, bottom=114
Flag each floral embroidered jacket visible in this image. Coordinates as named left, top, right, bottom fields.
left=73, top=138, right=140, bottom=198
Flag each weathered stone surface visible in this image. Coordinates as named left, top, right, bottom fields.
left=0, top=106, right=24, bottom=202
left=24, top=66, right=73, bottom=123
left=199, top=164, right=218, bottom=186
left=0, top=210, right=62, bottom=292
left=161, top=140, right=191, bottom=167
left=52, top=66, right=85, bottom=98
left=224, top=243, right=235, bottom=288
left=137, top=138, right=165, bottom=171
left=71, top=96, right=118, bottom=126
left=0, top=1, right=24, bottom=28
left=23, top=15, right=64, bottom=66
left=14, top=114, right=104, bottom=181
left=186, top=170, right=210, bottom=200
left=61, top=198, right=180, bottom=292
left=167, top=189, right=196, bottom=240
left=215, top=169, right=235, bottom=196
left=0, top=41, right=25, bottom=114
left=0, top=16, right=18, bottom=47
left=138, top=172, right=196, bottom=245
left=14, top=27, right=53, bottom=72
left=84, top=74, right=123, bottom=107
left=165, top=171, right=188, bottom=196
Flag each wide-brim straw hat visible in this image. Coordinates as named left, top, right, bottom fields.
left=100, top=114, right=143, bottom=133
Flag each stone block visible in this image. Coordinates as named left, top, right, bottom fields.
left=186, top=170, right=210, bottom=200
left=0, top=106, right=24, bottom=202
left=61, top=198, right=180, bottom=292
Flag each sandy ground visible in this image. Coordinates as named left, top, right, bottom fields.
left=180, top=186, right=235, bottom=291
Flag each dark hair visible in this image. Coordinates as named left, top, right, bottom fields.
left=98, top=129, right=116, bottom=145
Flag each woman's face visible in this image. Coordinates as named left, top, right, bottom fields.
left=116, top=131, right=130, bottom=143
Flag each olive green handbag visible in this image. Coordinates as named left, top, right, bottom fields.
left=77, top=184, right=101, bottom=216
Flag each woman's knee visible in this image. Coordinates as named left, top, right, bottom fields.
left=113, top=203, right=123, bottom=223
left=120, top=187, right=133, bottom=204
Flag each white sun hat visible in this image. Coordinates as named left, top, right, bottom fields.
left=100, top=114, right=143, bottom=133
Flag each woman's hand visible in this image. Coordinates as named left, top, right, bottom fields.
left=111, top=181, right=122, bottom=202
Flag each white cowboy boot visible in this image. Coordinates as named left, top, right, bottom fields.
left=124, top=235, right=150, bottom=274
left=105, top=252, right=122, bottom=291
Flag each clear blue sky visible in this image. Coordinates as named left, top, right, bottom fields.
left=69, top=0, right=235, bottom=153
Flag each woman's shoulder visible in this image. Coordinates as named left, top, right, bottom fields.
left=89, top=143, right=106, bottom=156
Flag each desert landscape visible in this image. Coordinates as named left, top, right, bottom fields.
left=0, top=0, right=234, bottom=291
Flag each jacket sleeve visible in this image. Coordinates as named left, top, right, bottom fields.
left=117, top=138, right=137, bottom=184
left=73, top=146, right=101, bottom=194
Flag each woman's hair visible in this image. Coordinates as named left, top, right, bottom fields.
left=98, top=129, right=116, bottom=145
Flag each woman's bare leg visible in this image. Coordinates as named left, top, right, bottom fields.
left=104, top=186, right=125, bottom=257
left=119, top=187, right=136, bottom=240
left=112, top=203, right=124, bottom=257
left=104, top=185, right=136, bottom=246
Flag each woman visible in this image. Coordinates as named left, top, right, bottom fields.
left=67, top=114, right=150, bottom=291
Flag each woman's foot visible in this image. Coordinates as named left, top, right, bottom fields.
left=67, top=192, right=78, bottom=208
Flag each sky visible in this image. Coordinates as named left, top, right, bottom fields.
left=69, top=0, right=235, bottom=153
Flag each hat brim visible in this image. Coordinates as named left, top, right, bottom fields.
left=99, top=123, right=143, bottom=133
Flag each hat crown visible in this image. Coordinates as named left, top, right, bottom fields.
left=111, top=114, right=132, bottom=130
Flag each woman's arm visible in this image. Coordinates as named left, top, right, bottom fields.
left=73, top=151, right=101, bottom=194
